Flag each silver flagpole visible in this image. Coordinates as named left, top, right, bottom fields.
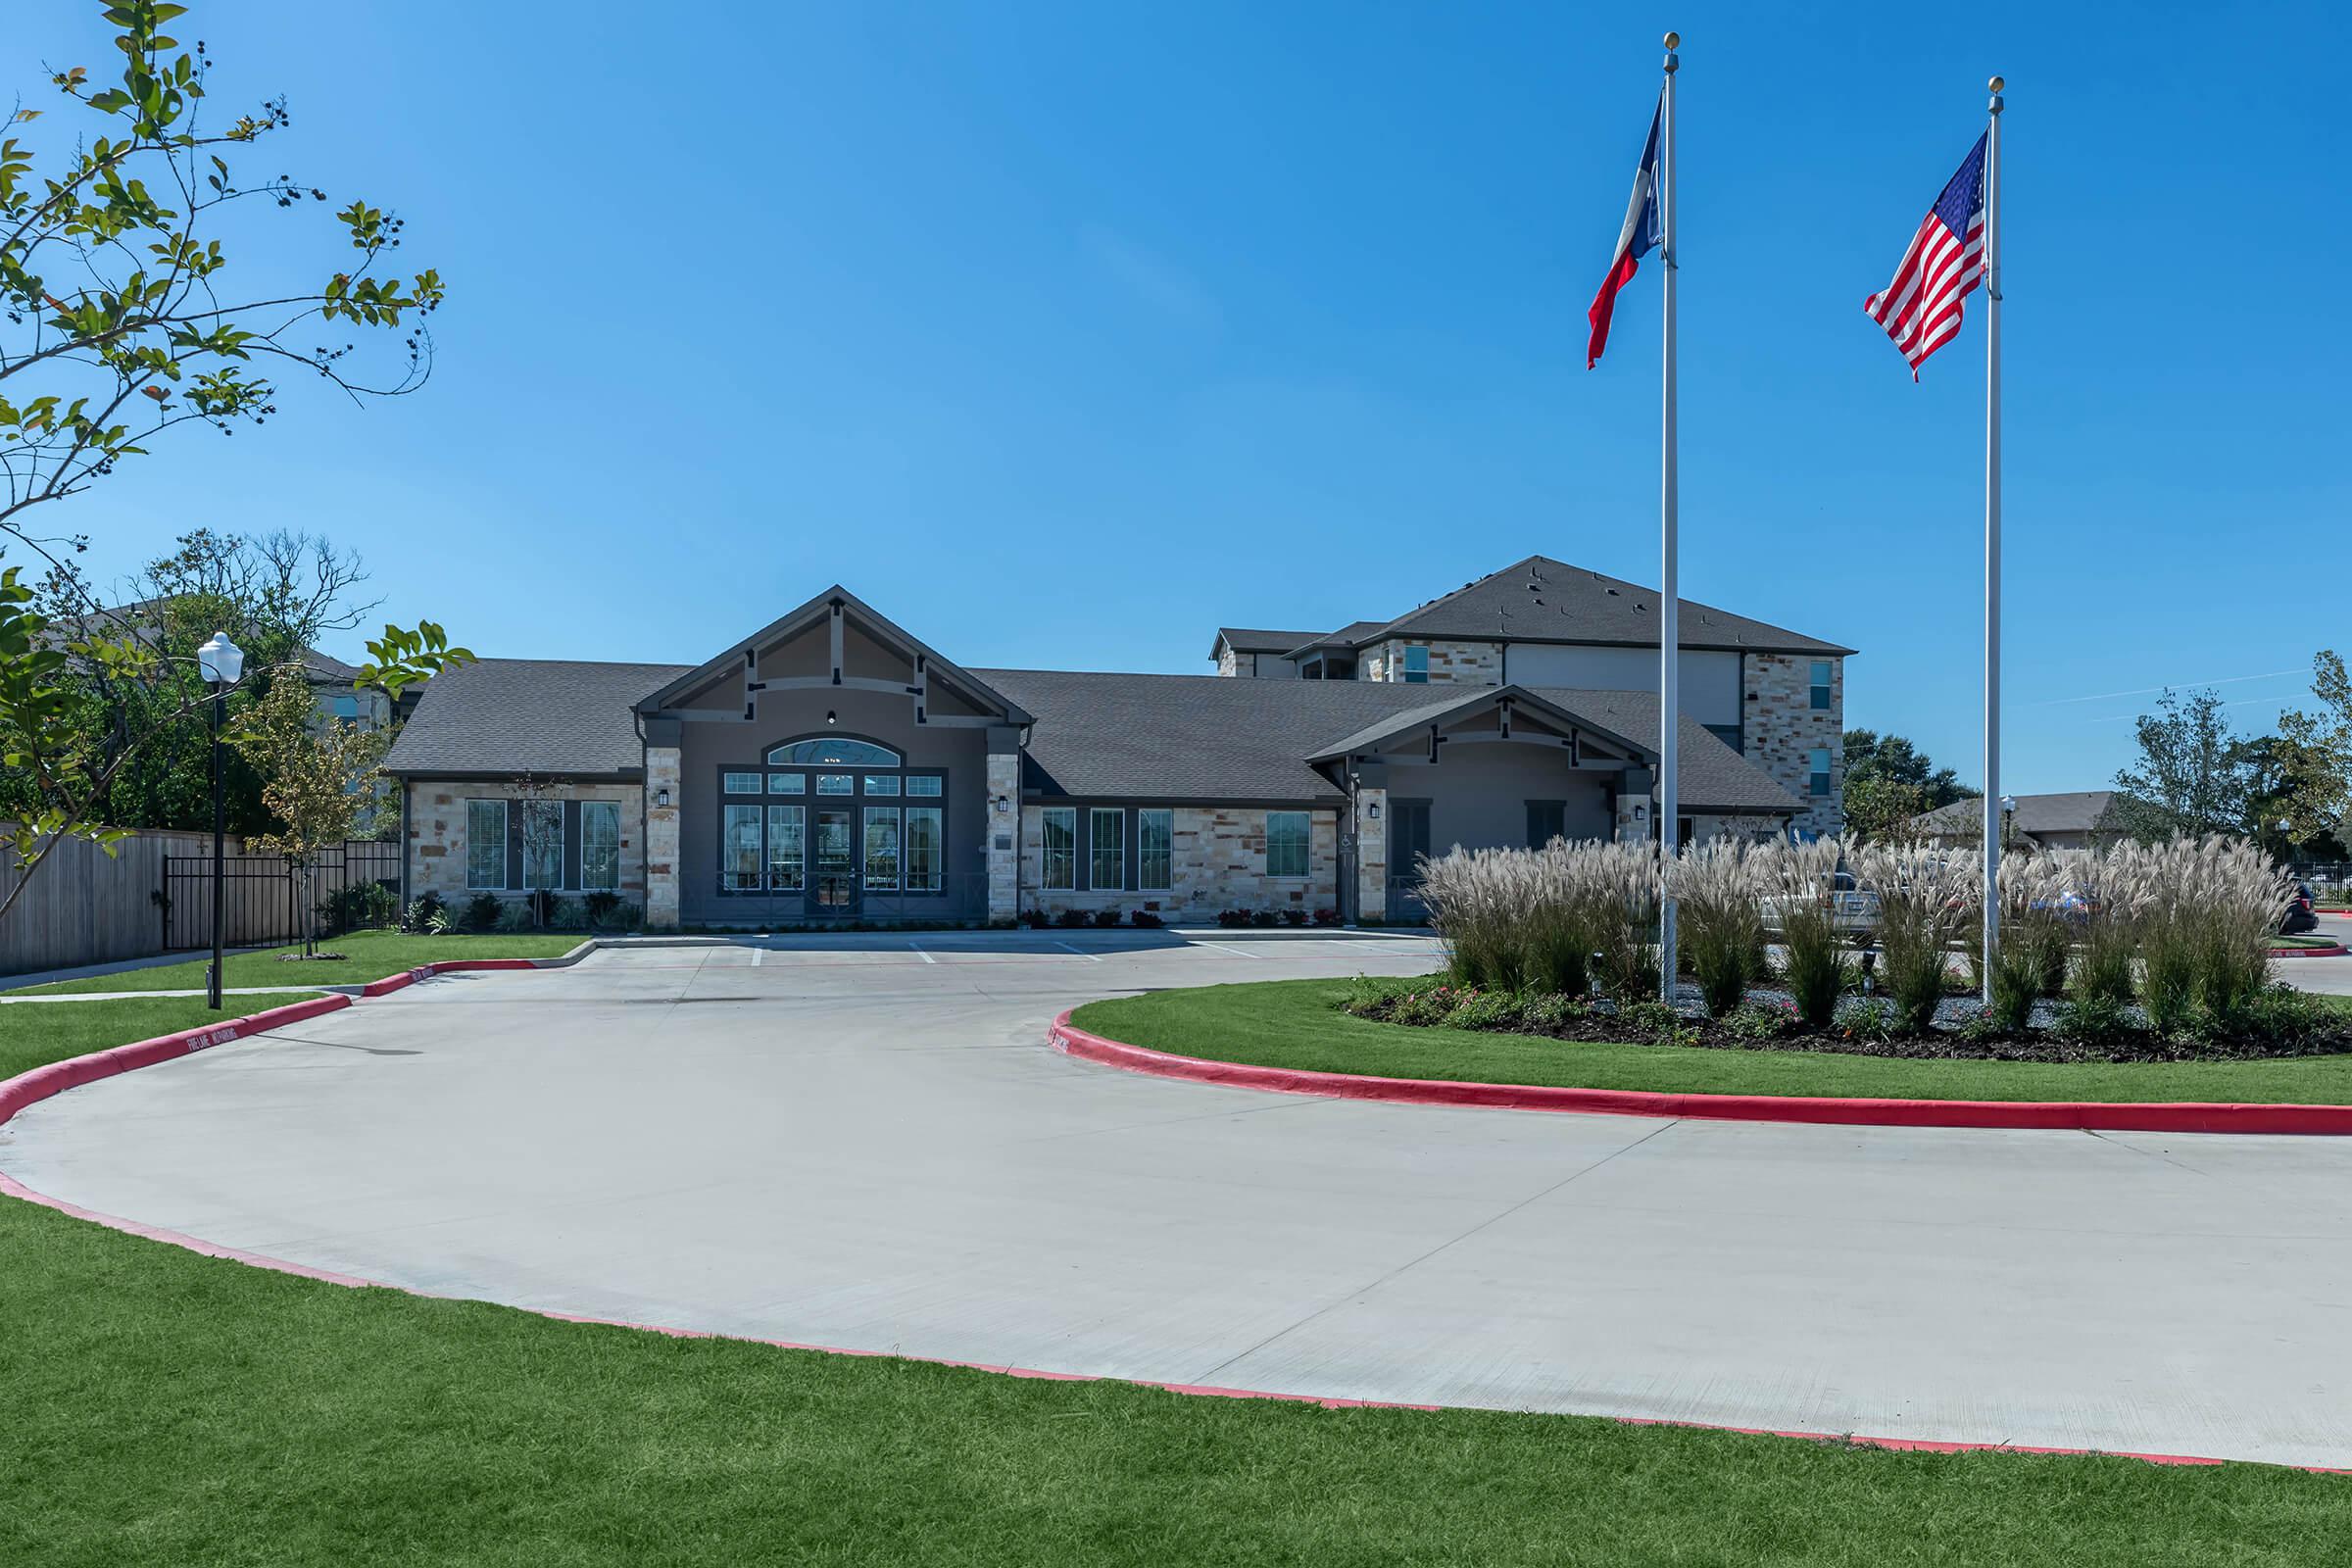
left=1980, top=75, right=2005, bottom=1005
left=1657, top=30, right=1681, bottom=1003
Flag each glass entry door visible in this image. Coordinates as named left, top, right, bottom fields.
left=813, top=809, right=856, bottom=911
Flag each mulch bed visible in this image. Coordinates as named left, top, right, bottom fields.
left=1344, top=994, right=2352, bottom=1066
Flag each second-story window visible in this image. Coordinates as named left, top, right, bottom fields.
left=1810, top=661, right=1833, bottom=710
left=1809, top=748, right=1832, bottom=797
left=1402, top=645, right=1430, bottom=684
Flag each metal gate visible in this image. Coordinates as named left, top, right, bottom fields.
left=159, top=839, right=404, bottom=951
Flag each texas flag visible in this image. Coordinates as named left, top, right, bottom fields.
left=1587, top=99, right=1662, bottom=368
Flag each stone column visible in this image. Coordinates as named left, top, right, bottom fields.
left=1353, top=783, right=1388, bottom=922
left=645, top=744, right=682, bottom=929
left=985, top=744, right=1021, bottom=925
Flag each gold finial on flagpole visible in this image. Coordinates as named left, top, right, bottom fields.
left=1664, top=30, right=1681, bottom=48
left=1987, top=74, right=2004, bottom=92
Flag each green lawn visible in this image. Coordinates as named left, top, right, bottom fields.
left=1070, top=978, right=2352, bottom=1104
left=5, top=929, right=586, bottom=996
left=0, top=993, right=327, bottom=1083
left=4, top=998, right=2350, bottom=1562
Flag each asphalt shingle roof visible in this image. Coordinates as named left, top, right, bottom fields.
left=975, top=668, right=1803, bottom=814
left=384, top=658, right=690, bottom=777
left=1212, top=627, right=1329, bottom=657
left=1337, top=555, right=1853, bottom=656
left=1912, top=790, right=2116, bottom=837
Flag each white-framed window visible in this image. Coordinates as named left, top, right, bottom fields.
left=864, top=775, right=902, bottom=797
left=722, top=805, right=763, bottom=890
left=1041, top=808, right=1076, bottom=891
left=768, top=804, right=805, bottom=891
left=1402, top=645, right=1430, bottom=684
left=1810, top=661, right=1833, bottom=710
left=466, top=800, right=507, bottom=890
left=1266, top=811, right=1310, bottom=877
left=816, top=773, right=854, bottom=795
left=722, top=771, right=762, bottom=795
left=520, top=800, right=564, bottom=891
left=906, top=806, right=944, bottom=893
left=768, top=772, right=806, bottom=794
left=863, top=806, right=902, bottom=889
left=1089, top=808, right=1123, bottom=890
left=1809, top=747, right=1833, bottom=797
left=581, top=801, right=620, bottom=892
left=769, top=738, right=901, bottom=766
left=906, top=774, right=943, bottom=798
left=1139, top=809, right=1173, bottom=892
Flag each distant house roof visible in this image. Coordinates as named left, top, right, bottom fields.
left=1319, top=555, right=1853, bottom=657
left=384, top=658, right=690, bottom=778
left=1911, top=790, right=2119, bottom=839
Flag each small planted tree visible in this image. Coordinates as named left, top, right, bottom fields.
left=511, top=772, right=564, bottom=926
left=229, top=672, right=386, bottom=957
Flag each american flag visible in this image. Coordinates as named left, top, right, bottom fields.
left=1864, top=134, right=1987, bottom=379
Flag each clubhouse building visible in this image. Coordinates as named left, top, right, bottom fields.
left=383, top=556, right=1851, bottom=928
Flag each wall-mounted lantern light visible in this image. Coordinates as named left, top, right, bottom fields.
left=1632, top=803, right=1648, bottom=822
left=826, top=710, right=838, bottom=725
left=656, top=787, right=672, bottom=809
left=992, top=794, right=1010, bottom=814
left=1367, top=801, right=1382, bottom=821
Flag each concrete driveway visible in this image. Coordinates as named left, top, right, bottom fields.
left=7, top=930, right=2352, bottom=1468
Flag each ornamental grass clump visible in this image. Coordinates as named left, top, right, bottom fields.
left=1987, top=853, right=2070, bottom=1034
left=2154, top=834, right=2293, bottom=1024
left=1850, top=840, right=1977, bottom=1034
left=1418, top=846, right=1529, bottom=991
left=1670, top=838, right=1767, bottom=1016
left=2068, top=840, right=2155, bottom=1007
left=1751, top=836, right=1847, bottom=1030
left=1585, top=838, right=1662, bottom=1002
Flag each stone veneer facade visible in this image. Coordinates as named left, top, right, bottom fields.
left=1019, top=805, right=1342, bottom=921
left=1351, top=785, right=1387, bottom=921
left=1214, top=645, right=1243, bottom=677
left=985, top=750, right=1021, bottom=922
left=1741, top=653, right=1843, bottom=837
left=1361, top=638, right=1503, bottom=685
left=406, top=779, right=647, bottom=904
left=644, top=745, right=682, bottom=928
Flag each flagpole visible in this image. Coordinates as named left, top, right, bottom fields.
left=1657, top=30, right=1681, bottom=1003
left=1980, top=75, right=2005, bottom=1005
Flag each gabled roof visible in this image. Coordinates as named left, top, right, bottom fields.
left=1210, top=626, right=1328, bottom=661
left=1912, top=790, right=2116, bottom=838
left=638, top=584, right=1030, bottom=724
left=384, top=658, right=691, bottom=777
left=1327, top=555, right=1853, bottom=656
left=974, top=668, right=1803, bottom=814
left=1303, top=684, right=1650, bottom=765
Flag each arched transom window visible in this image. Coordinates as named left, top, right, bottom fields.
left=766, top=738, right=902, bottom=767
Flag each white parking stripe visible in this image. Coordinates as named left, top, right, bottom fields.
left=1194, top=941, right=1264, bottom=959
left=908, top=942, right=937, bottom=964
left=752, top=947, right=764, bottom=967
left=1052, top=942, right=1102, bottom=962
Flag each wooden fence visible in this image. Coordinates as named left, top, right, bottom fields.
left=0, top=824, right=401, bottom=979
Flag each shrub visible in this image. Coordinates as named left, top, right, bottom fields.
left=1390, top=986, right=1462, bottom=1027
left=1516, top=991, right=1592, bottom=1032
left=2137, top=835, right=2289, bottom=1032
left=1722, top=1000, right=1798, bottom=1042
left=1754, top=837, right=1848, bottom=1030
left=1447, top=989, right=1524, bottom=1032
left=1312, top=906, right=1342, bottom=927
left=399, top=892, right=446, bottom=934
left=1215, top=909, right=1251, bottom=929
left=2190, top=983, right=2329, bottom=1050
left=2050, top=995, right=2141, bottom=1051
left=1129, top=908, right=1162, bottom=928
left=464, top=893, right=504, bottom=932
left=425, top=905, right=458, bottom=936
left=1091, top=907, right=1123, bottom=928
left=1054, top=907, right=1090, bottom=929
left=1616, top=999, right=1685, bottom=1045
left=1019, top=907, right=1053, bottom=929
left=494, top=900, right=533, bottom=933
left=1280, top=907, right=1308, bottom=927
left=597, top=899, right=643, bottom=933
left=585, top=891, right=622, bottom=928
left=1250, top=909, right=1280, bottom=929
left=1671, top=839, right=1766, bottom=1017
left=1838, top=997, right=1897, bottom=1043
left=1419, top=840, right=1656, bottom=998
left=1851, top=841, right=1975, bottom=1034
left=551, top=898, right=588, bottom=931
left=319, top=880, right=399, bottom=935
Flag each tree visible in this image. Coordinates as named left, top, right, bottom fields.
left=227, top=662, right=385, bottom=957
left=1842, top=772, right=1935, bottom=843
left=0, top=2, right=465, bottom=922
left=2276, top=650, right=2352, bottom=849
left=1841, top=729, right=1975, bottom=838
left=2111, top=688, right=2260, bottom=842
left=512, top=771, right=563, bottom=926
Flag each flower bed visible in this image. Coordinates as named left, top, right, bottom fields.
left=1339, top=976, right=2352, bottom=1066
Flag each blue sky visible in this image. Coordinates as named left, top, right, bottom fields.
left=17, top=1, right=2348, bottom=792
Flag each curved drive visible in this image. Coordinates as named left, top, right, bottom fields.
left=5, top=933, right=2351, bottom=1468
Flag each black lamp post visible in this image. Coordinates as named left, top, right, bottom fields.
left=197, top=631, right=245, bottom=1009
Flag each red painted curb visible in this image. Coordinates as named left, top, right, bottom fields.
left=358, top=957, right=553, bottom=998
left=2271, top=944, right=2351, bottom=959
left=1048, top=1012, right=2352, bottom=1137
left=1, top=984, right=2345, bottom=1476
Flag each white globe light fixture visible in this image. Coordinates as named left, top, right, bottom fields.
left=196, top=630, right=245, bottom=687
